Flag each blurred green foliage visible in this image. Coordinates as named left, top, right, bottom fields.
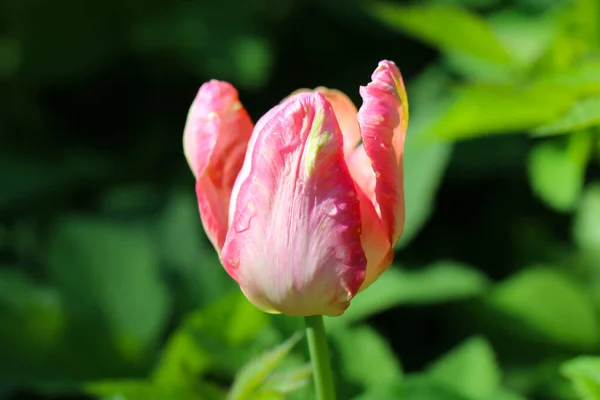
left=1, top=0, right=600, bottom=399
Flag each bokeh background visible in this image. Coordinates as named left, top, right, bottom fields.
left=1, top=0, right=600, bottom=399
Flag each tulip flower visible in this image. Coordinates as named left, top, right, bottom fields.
left=183, top=60, right=408, bottom=318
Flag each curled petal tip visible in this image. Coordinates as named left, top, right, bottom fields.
left=347, top=59, right=408, bottom=288
left=370, top=60, right=409, bottom=132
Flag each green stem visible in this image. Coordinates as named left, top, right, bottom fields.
left=304, top=315, right=336, bottom=400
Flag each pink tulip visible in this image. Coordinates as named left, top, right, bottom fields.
left=183, top=60, right=408, bottom=317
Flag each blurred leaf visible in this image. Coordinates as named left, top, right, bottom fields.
left=227, top=333, right=303, bottom=400
left=153, top=291, right=269, bottom=388
left=398, top=67, right=453, bottom=248
left=528, top=132, right=592, bottom=212
left=0, top=37, right=21, bottom=78
left=400, top=139, right=452, bottom=247
left=568, top=0, right=599, bottom=47
left=85, top=379, right=223, bottom=400
left=0, top=268, right=66, bottom=380
left=488, top=388, right=528, bottom=400
left=537, top=62, right=600, bottom=98
left=431, top=0, right=501, bottom=7
left=0, top=155, right=111, bottom=210
left=370, top=3, right=513, bottom=65
left=47, top=217, right=171, bottom=360
left=158, top=191, right=235, bottom=309
left=488, top=10, right=557, bottom=68
left=0, top=268, right=64, bottom=334
left=502, top=359, right=575, bottom=400
left=432, top=84, right=576, bottom=141
left=326, top=261, right=489, bottom=330
left=489, top=266, right=599, bottom=349
left=257, top=364, right=312, bottom=395
left=101, top=184, right=162, bottom=215
left=428, top=336, right=501, bottom=400
left=332, top=325, right=402, bottom=389
left=533, top=97, right=600, bottom=136
left=353, top=376, right=470, bottom=400
left=561, top=356, right=600, bottom=400
left=574, top=183, right=600, bottom=253
left=444, top=51, right=517, bottom=83
left=231, top=36, right=273, bottom=90
left=536, top=0, right=598, bottom=72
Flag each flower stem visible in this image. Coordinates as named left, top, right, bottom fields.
left=304, top=315, right=336, bottom=400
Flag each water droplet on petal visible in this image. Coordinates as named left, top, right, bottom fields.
left=324, top=203, right=339, bottom=217
left=234, top=202, right=256, bottom=233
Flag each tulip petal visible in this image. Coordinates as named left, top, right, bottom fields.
left=356, top=185, right=394, bottom=290
left=222, top=92, right=366, bottom=316
left=288, top=88, right=361, bottom=158
left=352, top=60, right=408, bottom=245
left=183, top=80, right=253, bottom=251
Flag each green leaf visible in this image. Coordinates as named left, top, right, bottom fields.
left=227, top=333, right=303, bottom=400
left=47, top=217, right=171, bottom=361
left=332, top=325, right=402, bottom=389
left=432, top=84, right=576, bottom=141
left=448, top=8, right=557, bottom=83
left=85, top=379, right=223, bottom=400
left=0, top=37, right=20, bottom=78
left=443, top=51, right=517, bottom=84
left=397, top=67, right=453, bottom=248
left=353, top=376, right=470, bottom=400
left=157, top=191, right=235, bottom=309
left=488, top=266, right=599, bottom=349
left=537, top=62, right=600, bottom=98
left=488, top=10, right=557, bottom=69
left=0, top=155, right=110, bottom=210
left=0, top=268, right=66, bottom=381
left=568, top=0, right=599, bottom=46
left=370, top=3, right=513, bottom=65
left=561, top=356, right=600, bottom=400
left=257, top=364, right=312, bottom=395
left=326, top=261, right=489, bottom=330
left=488, top=387, right=528, bottom=400
left=528, top=132, right=592, bottom=212
left=428, top=336, right=501, bottom=400
left=533, top=97, right=600, bottom=136
left=573, top=183, right=600, bottom=252
left=400, top=139, right=452, bottom=247
left=153, top=291, right=269, bottom=388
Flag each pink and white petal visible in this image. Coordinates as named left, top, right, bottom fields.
left=314, top=87, right=361, bottom=159
left=222, top=92, right=366, bottom=317
left=351, top=60, right=408, bottom=245
left=183, top=80, right=254, bottom=252
left=355, top=185, right=394, bottom=291
left=285, top=88, right=361, bottom=158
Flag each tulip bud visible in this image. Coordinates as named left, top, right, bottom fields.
left=222, top=92, right=367, bottom=316
left=184, top=61, right=408, bottom=316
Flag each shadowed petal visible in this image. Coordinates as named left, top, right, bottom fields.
left=183, top=80, right=253, bottom=251
left=222, top=92, right=366, bottom=316
left=352, top=60, right=408, bottom=245
left=344, top=60, right=408, bottom=289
